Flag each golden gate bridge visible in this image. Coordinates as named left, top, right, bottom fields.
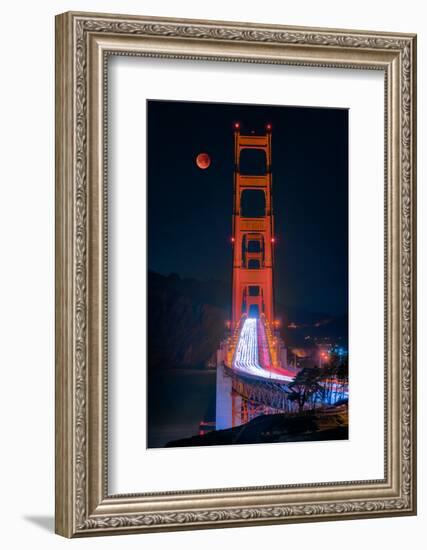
left=216, top=123, right=300, bottom=430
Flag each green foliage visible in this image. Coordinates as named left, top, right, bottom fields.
left=287, top=367, right=324, bottom=411
left=287, top=353, right=349, bottom=411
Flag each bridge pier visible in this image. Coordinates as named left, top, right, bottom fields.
left=216, top=363, right=244, bottom=430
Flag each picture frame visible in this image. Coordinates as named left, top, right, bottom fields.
left=55, top=11, right=417, bottom=537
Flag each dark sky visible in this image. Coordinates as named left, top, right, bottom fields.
left=147, top=100, right=348, bottom=316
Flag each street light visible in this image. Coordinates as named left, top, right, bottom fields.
left=319, top=350, right=328, bottom=368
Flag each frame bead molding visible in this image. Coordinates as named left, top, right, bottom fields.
left=55, top=11, right=416, bottom=537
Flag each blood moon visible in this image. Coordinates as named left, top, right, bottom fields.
left=195, top=152, right=211, bottom=170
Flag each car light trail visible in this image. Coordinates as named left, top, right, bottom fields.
left=234, top=318, right=259, bottom=372
left=233, top=318, right=293, bottom=382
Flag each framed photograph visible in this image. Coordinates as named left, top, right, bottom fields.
left=55, top=11, right=417, bottom=537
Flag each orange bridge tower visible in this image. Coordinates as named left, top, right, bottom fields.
left=231, top=123, right=275, bottom=330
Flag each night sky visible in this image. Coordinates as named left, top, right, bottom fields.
left=147, top=100, right=348, bottom=317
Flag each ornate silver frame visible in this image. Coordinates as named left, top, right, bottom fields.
left=55, top=11, right=417, bottom=537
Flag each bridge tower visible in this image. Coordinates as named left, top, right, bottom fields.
left=231, top=123, right=275, bottom=330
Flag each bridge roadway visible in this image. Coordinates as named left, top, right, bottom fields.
left=232, top=318, right=294, bottom=383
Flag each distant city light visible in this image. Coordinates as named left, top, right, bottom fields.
left=234, top=122, right=240, bottom=129
left=320, top=351, right=329, bottom=361
left=266, top=123, right=272, bottom=130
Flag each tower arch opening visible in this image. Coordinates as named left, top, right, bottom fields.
left=240, top=189, right=266, bottom=218
left=239, top=148, right=267, bottom=175
left=248, top=304, right=260, bottom=319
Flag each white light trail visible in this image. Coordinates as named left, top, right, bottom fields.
left=233, top=318, right=293, bottom=382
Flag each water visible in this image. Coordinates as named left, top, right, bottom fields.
left=147, top=368, right=216, bottom=448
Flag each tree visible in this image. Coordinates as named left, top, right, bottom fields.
left=287, top=368, right=323, bottom=412
left=317, top=353, right=348, bottom=404
left=336, top=358, right=349, bottom=400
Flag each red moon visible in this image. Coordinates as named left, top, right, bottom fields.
left=196, top=152, right=211, bottom=170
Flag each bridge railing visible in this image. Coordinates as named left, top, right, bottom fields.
left=226, top=314, right=247, bottom=367
left=260, top=314, right=280, bottom=369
